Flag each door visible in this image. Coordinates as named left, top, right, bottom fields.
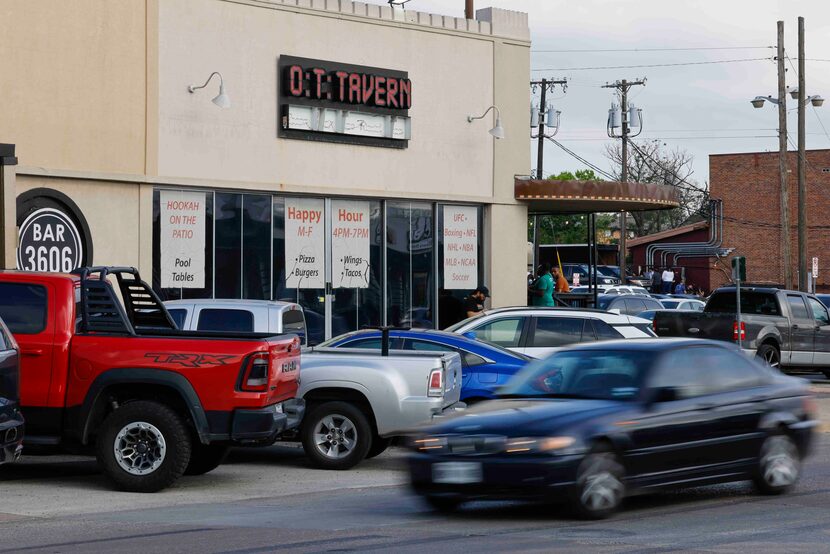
left=785, top=294, right=815, bottom=365
left=0, top=282, right=57, bottom=434
left=807, top=296, right=830, bottom=367
left=524, top=316, right=585, bottom=358
left=626, top=347, right=721, bottom=482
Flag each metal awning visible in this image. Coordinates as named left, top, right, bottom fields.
left=515, top=178, right=680, bottom=214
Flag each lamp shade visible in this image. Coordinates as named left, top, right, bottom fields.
left=212, top=83, right=231, bottom=109
left=811, top=95, right=825, bottom=107
left=750, top=97, right=766, bottom=108
left=489, top=117, right=505, bottom=139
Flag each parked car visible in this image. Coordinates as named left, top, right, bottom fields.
left=569, top=285, right=651, bottom=296
left=0, top=317, right=24, bottom=466
left=660, top=298, right=706, bottom=311
left=321, top=329, right=530, bottom=402
left=407, top=338, right=817, bottom=518
left=815, top=294, right=830, bottom=309
left=0, top=267, right=303, bottom=492
left=653, top=286, right=830, bottom=377
left=599, top=266, right=651, bottom=288
left=597, top=294, right=664, bottom=316
left=445, top=307, right=654, bottom=359
left=561, top=263, right=620, bottom=286
left=166, top=299, right=465, bottom=469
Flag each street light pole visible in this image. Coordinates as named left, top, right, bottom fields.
left=604, top=78, right=646, bottom=283
left=777, top=20, right=792, bottom=290
left=797, top=16, right=807, bottom=291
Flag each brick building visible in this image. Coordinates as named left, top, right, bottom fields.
left=709, top=149, right=830, bottom=291
left=627, top=221, right=713, bottom=292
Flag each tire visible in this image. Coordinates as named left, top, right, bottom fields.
left=96, top=401, right=192, bottom=493
left=569, top=450, right=625, bottom=519
left=365, top=436, right=392, bottom=459
left=423, top=495, right=462, bottom=513
left=753, top=433, right=801, bottom=495
left=301, top=401, right=372, bottom=470
left=184, top=443, right=230, bottom=476
left=756, top=343, right=781, bottom=369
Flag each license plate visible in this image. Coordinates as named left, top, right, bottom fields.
left=432, top=462, right=482, bottom=484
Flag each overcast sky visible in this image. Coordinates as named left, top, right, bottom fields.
left=376, top=0, right=830, bottom=185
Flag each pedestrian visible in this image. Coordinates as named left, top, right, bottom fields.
left=644, top=267, right=654, bottom=283
left=651, top=267, right=662, bottom=294
left=552, top=265, right=570, bottom=294
left=528, top=263, right=555, bottom=307
left=674, top=279, right=686, bottom=295
left=464, top=286, right=489, bottom=318
left=661, top=267, right=675, bottom=294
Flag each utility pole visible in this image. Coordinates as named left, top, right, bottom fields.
left=529, top=77, right=567, bottom=273
left=776, top=20, right=792, bottom=290
left=604, top=78, right=646, bottom=283
left=797, top=16, right=807, bottom=291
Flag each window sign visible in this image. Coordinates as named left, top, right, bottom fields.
left=284, top=198, right=325, bottom=289
left=160, top=190, right=206, bottom=288
left=442, top=205, right=478, bottom=290
left=331, top=200, right=370, bottom=289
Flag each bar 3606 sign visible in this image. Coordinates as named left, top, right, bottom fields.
left=17, top=208, right=83, bottom=273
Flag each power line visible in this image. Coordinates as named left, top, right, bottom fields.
left=812, top=105, right=830, bottom=145
left=532, top=46, right=774, bottom=53
left=531, top=57, right=773, bottom=72
left=556, top=135, right=777, bottom=141
left=545, top=137, right=617, bottom=180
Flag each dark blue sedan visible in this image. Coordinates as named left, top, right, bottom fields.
left=408, top=339, right=816, bottom=518
left=321, top=329, right=530, bottom=402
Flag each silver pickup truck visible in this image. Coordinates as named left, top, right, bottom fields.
left=165, top=299, right=464, bottom=469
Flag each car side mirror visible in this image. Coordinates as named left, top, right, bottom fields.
left=651, top=386, right=679, bottom=404
left=463, top=331, right=477, bottom=340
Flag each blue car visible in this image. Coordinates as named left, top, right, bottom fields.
left=321, top=329, right=530, bottom=402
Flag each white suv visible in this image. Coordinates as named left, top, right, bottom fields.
left=445, top=307, right=655, bottom=359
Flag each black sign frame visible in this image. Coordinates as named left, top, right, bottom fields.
left=277, top=55, right=410, bottom=149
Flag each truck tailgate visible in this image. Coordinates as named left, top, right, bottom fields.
left=653, top=311, right=735, bottom=341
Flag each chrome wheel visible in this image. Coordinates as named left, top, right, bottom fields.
left=313, top=414, right=358, bottom=459
left=760, top=435, right=799, bottom=488
left=762, top=348, right=780, bottom=368
left=580, top=470, right=624, bottom=512
left=113, top=421, right=167, bottom=475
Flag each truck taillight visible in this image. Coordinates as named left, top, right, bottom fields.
left=428, top=368, right=444, bottom=397
left=733, top=321, right=746, bottom=341
left=241, top=352, right=270, bottom=392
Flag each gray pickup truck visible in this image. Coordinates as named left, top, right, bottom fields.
left=654, top=286, right=830, bottom=377
left=165, top=299, right=464, bottom=470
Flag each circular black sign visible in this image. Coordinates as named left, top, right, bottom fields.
left=17, top=208, right=84, bottom=273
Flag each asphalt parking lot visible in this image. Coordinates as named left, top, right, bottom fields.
left=2, top=378, right=829, bottom=553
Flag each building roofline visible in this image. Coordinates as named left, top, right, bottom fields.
left=709, top=148, right=830, bottom=158
left=627, top=221, right=710, bottom=247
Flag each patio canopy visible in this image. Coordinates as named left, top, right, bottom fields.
left=515, top=178, right=680, bottom=214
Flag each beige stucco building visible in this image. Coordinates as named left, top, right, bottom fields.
left=0, top=0, right=531, bottom=341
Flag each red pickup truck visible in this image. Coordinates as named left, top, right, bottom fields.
left=0, top=267, right=303, bottom=492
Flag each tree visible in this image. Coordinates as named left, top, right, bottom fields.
left=527, top=169, right=615, bottom=244
left=604, top=140, right=708, bottom=238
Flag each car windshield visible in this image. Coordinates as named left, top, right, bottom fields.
left=444, top=315, right=482, bottom=332
left=597, top=297, right=613, bottom=309
left=661, top=300, right=680, bottom=309
left=597, top=266, right=619, bottom=278
left=499, top=349, right=651, bottom=401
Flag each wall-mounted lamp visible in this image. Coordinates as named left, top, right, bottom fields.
left=467, top=105, right=505, bottom=139
left=188, top=72, right=230, bottom=109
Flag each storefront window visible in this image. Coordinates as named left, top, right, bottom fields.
left=242, top=195, right=272, bottom=300
left=153, top=190, right=479, bottom=339
left=386, top=202, right=434, bottom=328
left=214, top=193, right=242, bottom=298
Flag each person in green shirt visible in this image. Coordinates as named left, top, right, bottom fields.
left=529, top=263, right=555, bottom=307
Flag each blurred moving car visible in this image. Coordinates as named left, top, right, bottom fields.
left=660, top=298, right=706, bottom=311
left=597, top=294, right=664, bottom=316
left=322, top=329, right=529, bottom=403
left=446, top=307, right=654, bottom=359
left=408, top=339, right=817, bottom=518
left=0, top=317, right=24, bottom=465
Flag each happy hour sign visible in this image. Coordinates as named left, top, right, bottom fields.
left=285, top=198, right=325, bottom=289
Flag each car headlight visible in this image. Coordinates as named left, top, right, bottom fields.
left=505, top=436, right=575, bottom=454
